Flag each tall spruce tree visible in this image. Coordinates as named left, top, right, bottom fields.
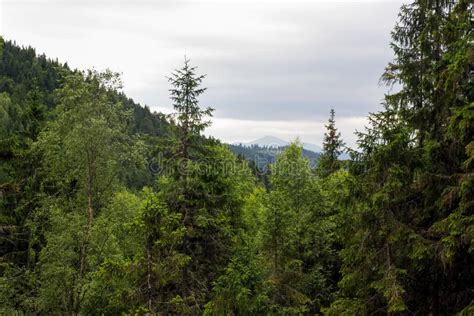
left=168, top=57, right=214, bottom=160
left=317, top=109, right=345, bottom=177
left=147, top=59, right=254, bottom=313
left=328, top=1, right=473, bottom=314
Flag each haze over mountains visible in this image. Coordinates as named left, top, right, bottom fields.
left=242, top=135, right=323, bottom=153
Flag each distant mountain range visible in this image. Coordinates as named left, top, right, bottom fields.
left=239, top=136, right=323, bottom=153
left=228, top=142, right=320, bottom=174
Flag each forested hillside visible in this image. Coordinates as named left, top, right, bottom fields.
left=228, top=143, right=320, bottom=186
left=0, top=39, right=168, bottom=137
left=1, top=0, right=473, bottom=315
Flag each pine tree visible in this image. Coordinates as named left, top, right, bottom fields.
left=317, top=109, right=345, bottom=177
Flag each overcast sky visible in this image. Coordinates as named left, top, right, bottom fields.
left=0, top=0, right=405, bottom=148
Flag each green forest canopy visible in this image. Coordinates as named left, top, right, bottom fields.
left=0, top=0, right=473, bottom=314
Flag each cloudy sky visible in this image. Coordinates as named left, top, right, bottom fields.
left=0, top=0, right=404, bottom=148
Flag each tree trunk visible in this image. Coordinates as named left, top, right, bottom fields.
left=75, top=154, right=95, bottom=313
left=147, top=243, right=153, bottom=313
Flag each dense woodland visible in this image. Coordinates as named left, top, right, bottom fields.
left=1, top=0, right=473, bottom=314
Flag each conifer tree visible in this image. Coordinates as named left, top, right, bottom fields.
left=264, top=142, right=335, bottom=313
left=168, top=57, right=214, bottom=160
left=152, top=59, right=254, bottom=313
left=329, top=1, right=473, bottom=314
left=317, top=109, right=345, bottom=177
left=132, top=189, right=189, bottom=314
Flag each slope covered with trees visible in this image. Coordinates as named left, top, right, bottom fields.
left=1, top=0, right=473, bottom=314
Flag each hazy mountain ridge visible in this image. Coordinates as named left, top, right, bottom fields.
left=228, top=142, right=320, bottom=169
left=233, top=135, right=350, bottom=160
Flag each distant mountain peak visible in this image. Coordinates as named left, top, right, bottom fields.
left=247, top=136, right=289, bottom=147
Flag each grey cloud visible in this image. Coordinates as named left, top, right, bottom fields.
left=2, top=0, right=404, bottom=144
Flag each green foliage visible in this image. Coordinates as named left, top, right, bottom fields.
left=80, top=190, right=142, bottom=314
left=257, top=143, right=338, bottom=313
left=204, top=232, right=271, bottom=315
left=124, top=188, right=190, bottom=314
left=328, top=1, right=474, bottom=314
left=0, top=40, right=165, bottom=310
left=37, top=70, right=139, bottom=197
left=32, top=70, right=144, bottom=314
left=125, top=59, right=257, bottom=313
left=156, top=141, right=255, bottom=312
